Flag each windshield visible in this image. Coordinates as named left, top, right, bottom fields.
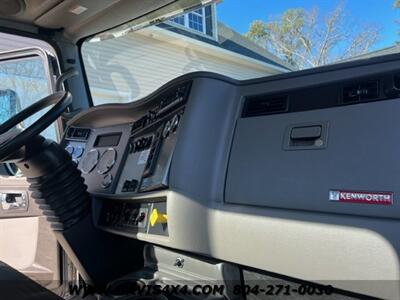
left=82, top=0, right=400, bottom=105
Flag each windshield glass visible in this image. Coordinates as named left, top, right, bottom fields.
left=82, top=0, right=400, bottom=105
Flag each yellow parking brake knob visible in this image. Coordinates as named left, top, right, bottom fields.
left=150, top=208, right=168, bottom=227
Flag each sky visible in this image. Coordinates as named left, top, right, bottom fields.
left=217, top=0, right=400, bottom=50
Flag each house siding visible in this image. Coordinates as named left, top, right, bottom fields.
left=82, top=27, right=279, bottom=105
left=0, top=32, right=54, bottom=53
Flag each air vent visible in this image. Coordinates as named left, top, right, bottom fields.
left=242, top=95, right=288, bottom=117
left=66, top=127, right=91, bottom=140
left=131, top=115, right=148, bottom=133
left=342, top=80, right=379, bottom=104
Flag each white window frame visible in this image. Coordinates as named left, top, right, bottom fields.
left=186, top=8, right=206, bottom=34
left=167, top=5, right=217, bottom=40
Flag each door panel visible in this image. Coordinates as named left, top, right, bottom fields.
left=0, top=46, right=62, bottom=290
left=0, top=217, right=38, bottom=269
left=0, top=176, right=60, bottom=289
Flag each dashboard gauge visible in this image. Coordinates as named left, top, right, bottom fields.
left=80, top=149, right=99, bottom=174
left=97, top=148, right=117, bottom=174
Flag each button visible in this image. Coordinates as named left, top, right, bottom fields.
left=102, top=174, right=113, bottom=188
left=65, top=145, right=74, bottom=155
left=122, top=179, right=138, bottom=192
left=72, top=146, right=84, bottom=159
left=149, top=208, right=167, bottom=227
left=136, top=212, right=146, bottom=223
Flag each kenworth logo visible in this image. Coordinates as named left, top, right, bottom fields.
left=329, top=190, right=393, bottom=205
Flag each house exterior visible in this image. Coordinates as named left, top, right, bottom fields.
left=0, top=5, right=292, bottom=106
left=339, top=43, right=400, bottom=64
left=345, top=43, right=400, bottom=61
left=82, top=4, right=293, bottom=105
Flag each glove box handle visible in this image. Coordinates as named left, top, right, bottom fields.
left=283, top=122, right=328, bottom=150
left=290, top=125, right=322, bottom=140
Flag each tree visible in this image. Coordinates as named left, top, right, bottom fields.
left=245, top=2, right=379, bottom=69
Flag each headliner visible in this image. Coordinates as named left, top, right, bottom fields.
left=0, top=0, right=205, bottom=42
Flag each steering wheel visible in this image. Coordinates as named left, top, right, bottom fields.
left=0, top=91, right=72, bottom=162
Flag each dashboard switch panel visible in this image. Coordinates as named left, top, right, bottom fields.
left=98, top=200, right=157, bottom=233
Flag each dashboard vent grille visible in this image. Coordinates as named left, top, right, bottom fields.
left=342, top=80, right=379, bottom=104
left=242, top=95, right=288, bottom=117
left=66, top=127, right=90, bottom=140
left=131, top=116, right=148, bottom=133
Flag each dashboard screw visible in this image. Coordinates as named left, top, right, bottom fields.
left=174, top=257, right=184, bottom=268
left=315, top=139, right=324, bottom=147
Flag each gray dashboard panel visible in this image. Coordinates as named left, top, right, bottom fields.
left=64, top=55, right=400, bottom=299
left=169, top=77, right=240, bottom=204
left=225, top=98, right=400, bottom=219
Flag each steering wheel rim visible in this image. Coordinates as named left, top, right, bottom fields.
left=0, top=91, right=72, bottom=162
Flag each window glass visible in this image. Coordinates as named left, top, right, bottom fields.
left=0, top=55, right=56, bottom=141
left=188, top=9, right=204, bottom=32
left=82, top=1, right=400, bottom=105
left=0, top=32, right=57, bottom=141
left=172, top=15, right=185, bottom=26
left=172, top=8, right=207, bottom=34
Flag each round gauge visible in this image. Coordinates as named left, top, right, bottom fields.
left=96, top=148, right=117, bottom=174
left=80, top=149, right=99, bottom=174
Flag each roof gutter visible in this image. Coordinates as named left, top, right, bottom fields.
left=137, top=26, right=291, bottom=74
